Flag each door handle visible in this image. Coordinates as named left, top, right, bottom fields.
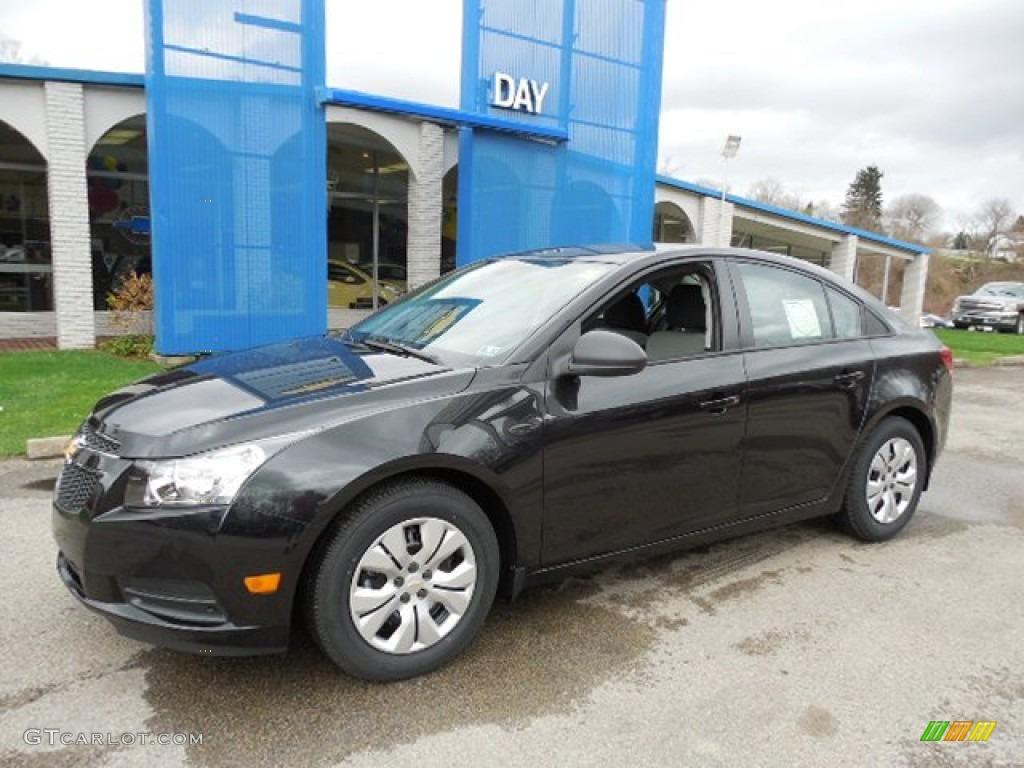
left=699, top=395, right=740, bottom=415
left=834, top=370, right=866, bottom=389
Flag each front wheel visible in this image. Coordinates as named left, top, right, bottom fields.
left=841, top=417, right=926, bottom=542
left=305, top=478, right=499, bottom=681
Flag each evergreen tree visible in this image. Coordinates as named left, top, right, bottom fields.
left=841, top=165, right=884, bottom=233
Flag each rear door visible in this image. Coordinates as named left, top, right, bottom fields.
left=729, top=259, right=876, bottom=516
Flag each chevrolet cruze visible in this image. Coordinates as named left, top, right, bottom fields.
left=53, top=245, right=953, bottom=680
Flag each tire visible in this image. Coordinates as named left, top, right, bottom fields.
left=305, top=478, right=499, bottom=681
left=953, top=322, right=968, bottom=330
left=1016, top=313, right=1024, bottom=335
left=840, top=417, right=926, bottom=542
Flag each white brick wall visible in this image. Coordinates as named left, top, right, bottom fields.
left=829, top=235, right=858, bottom=282
left=406, top=121, right=445, bottom=289
left=699, top=197, right=733, bottom=247
left=44, top=82, right=95, bottom=349
left=0, top=312, right=57, bottom=338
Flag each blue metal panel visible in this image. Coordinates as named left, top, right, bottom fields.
left=316, top=87, right=568, bottom=143
left=144, top=0, right=326, bottom=354
left=458, top=0, right=667, bottom=264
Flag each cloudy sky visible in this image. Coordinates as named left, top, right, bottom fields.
left=3, top=0, right=1022, bottom=230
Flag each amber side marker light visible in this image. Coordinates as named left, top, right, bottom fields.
left=244, top=573, right=282, bottom=594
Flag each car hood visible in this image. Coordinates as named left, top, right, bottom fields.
left=87, top=335, right=476, bottom=458
left=958, top=293, right=1021, bottom=308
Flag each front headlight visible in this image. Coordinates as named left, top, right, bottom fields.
left=125, top=434, right=305, bottom=508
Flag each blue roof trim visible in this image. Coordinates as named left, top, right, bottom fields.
left=316, top=87, right=568, bottom=143
left=0, top=63, right=144, bottom=88
left=656, top=174, right=930, bottom=255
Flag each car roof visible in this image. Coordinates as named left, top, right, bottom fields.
left=495, top=243, right=897, bottom=318
left=495, top=243, right=842, bottom=279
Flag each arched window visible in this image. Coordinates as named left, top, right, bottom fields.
left=87, top=115, right=149, bottom=310
left=326, top=123, right=410, bottom=310
left=0, top=120, right=51, bottom=312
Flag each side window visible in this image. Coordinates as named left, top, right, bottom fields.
left=826, top=286, right=864, bottom=339
left=584, top=263, right=719, bottom=363
left=864, top=310, right=891, bottom=336
left=736, top=262, right=831, bottom=348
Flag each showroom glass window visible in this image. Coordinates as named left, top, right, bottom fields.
left=0, top=121, right=52, bottom=312
left=87, top=116, right=151, bottom=310
left=326, top=124, right=408, bottom=311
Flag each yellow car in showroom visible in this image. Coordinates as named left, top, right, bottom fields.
left=328, top=260, right=403, bottom=309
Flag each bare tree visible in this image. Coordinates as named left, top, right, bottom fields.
left=805, top=199, right=841, bottom=223
left=747, top=177, right=802, bottom=211
left=0, top=37, right=46, bottom=66
left=885, top=194, right=943, bottom=244
left=976, top=197, right=1015, bottom=256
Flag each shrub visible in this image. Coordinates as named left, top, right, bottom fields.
left=106, top=271, right=154, bottom=335
left=99, top=334, right=154, bottom=359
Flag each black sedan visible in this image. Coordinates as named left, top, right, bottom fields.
left=53, top=245, right=953, bottom=680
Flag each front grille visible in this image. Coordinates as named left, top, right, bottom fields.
left=56, top=463, right=102, bottom=512
left=958, top=299, right=1003, bottom=312
left=79, top=423, right=120, bottom=455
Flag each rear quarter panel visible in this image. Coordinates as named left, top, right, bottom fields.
left=866, top=330, right=952, bottom=468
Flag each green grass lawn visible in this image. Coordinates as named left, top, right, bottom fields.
left=933, top=328, right=1024, bottom=366
left=0, top=350, right=162, bottom=456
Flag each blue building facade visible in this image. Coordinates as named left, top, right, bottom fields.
left=141, top=0, right=667, bottom=354
left=0, top=2, right=932, bottom=351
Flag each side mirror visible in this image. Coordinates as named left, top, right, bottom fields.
left=564, top=329, right=647, bottom=377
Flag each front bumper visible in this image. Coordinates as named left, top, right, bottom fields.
left=56, top=553, right=287, bottom=656
left=952, top=310, right=1018, bottom=330
left=51, top=446, right=296, bottom=657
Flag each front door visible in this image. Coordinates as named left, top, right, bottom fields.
left=540, top=260, right=748, bottom=565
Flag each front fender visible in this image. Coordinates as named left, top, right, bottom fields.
left=221, top=382, right=547, bottom=618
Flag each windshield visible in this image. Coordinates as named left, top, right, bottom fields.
left=977, top=283, right=1024, bottom=298
left=347, top=258, right=616, bottom=367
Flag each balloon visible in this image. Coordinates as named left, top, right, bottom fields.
left=88, top=184, right=118, bottom=214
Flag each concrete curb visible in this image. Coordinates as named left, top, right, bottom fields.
left=26, top=436, right=71, bottom=460
left=954, top=355, right=1024, bottom=369
left=993, top=355, right=1024, bottom=367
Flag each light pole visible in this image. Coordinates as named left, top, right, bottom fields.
left=719, top=135, right=741, bottom=247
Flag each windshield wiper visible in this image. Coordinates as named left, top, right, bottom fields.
left=359, top=336, right=439, bottom=365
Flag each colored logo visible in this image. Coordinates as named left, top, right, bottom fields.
left=920, top=720, right=997, bottom=742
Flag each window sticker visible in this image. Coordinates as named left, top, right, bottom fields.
left=782, top=299, right=822, bottom=339
left=476, top=345, right=503, bottom=357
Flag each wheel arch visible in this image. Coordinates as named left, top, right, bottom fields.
left=296, top=461, right=522, bottom=609
left=862, top=402, right=936, bottom=488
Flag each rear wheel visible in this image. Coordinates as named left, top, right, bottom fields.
left=305, top=479, right=499, bottom=681
left=841, top=417, right=926, bottom=542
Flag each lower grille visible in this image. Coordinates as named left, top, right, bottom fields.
left=56, top=463, right=102, bottom=512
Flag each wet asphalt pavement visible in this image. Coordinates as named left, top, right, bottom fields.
left=1, top=367, right=1021, bottom=767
